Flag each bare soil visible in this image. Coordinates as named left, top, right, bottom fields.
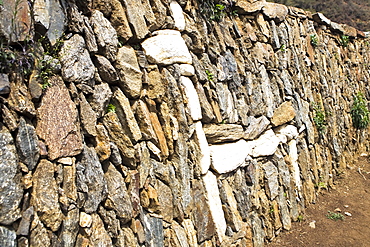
left=267, top=156, right=370, bottom=247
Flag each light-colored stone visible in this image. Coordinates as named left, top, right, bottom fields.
left=288, top=140, right=302, bottom=191
left=210, top=139, right=253, bottom=174
left=180, top=76, right=202, bottom=121
left=250, top=129, right=280, bottom=157
left=142, top=30, right=192, bottom=65
left=122, top=0, right=149, bottom=40
left=194, top=122, right=211, bottom=174
left=262, top=2, right=288, bottom=23
left=271, top=101, right=296, bottom=126
left=274, top=124, right=298, bottom=142
left=79, top=212, right=92, bottom=228
left=244, top=116, right=270, bottom=140
left=170, top=1, right=186, bottom=31
left=179, top=64, right=195, bottom=76
left=235, top=0, right=266, bottom=14
left=203, top=171, right=227, bottom=243
left=203, top=124, right=244, bottom=144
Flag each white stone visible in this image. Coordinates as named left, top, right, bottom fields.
left=180, top=76, right=202, bottom=121
left=288, top=140, right=302, bottom=191
left=210, top=139, right=253, bottom=174
left=170, top=1, right=186, bottom=31
left=250, top=129, right=280, bottom=157
left=274, top=124, right=298, bottom=141
left=141, top=30, right=192, bottom=65
left=179, top=64, right=195, bottom=76
left=79, top=212, right=92, bottom=228
left=203, top=171, right=227, bottom=243
left=194, top=122, right=211, bottom=174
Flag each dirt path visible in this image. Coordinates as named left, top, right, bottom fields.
left=267, top=156, right=370, bottom=247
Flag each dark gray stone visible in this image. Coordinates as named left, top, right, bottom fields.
left=93, top=55, right=119, bottom=83
left=89, top=83, right=113, bottom=118
left=17, top=206, right=34, bottom=236
left=16, top=117, right=40, bottom=171
left=141, top=210, right=164, bottom=247
left=0, top=226, right=16, bottom=247
left=0, top=73, right=10, bottom=94
left=76, top=145, right=107, bottom=213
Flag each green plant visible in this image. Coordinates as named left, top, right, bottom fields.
left=297, top=215, right=304, bottom=222
left=0, top=0, right=3, bottom=5
left=310, top=34, right=318, bottom=46
left=279, top=44, right=286, bottom=52
left=312, top=103, right=327, bottom=134
left=205, top=70, right=214, bottom=82
left=107, top=104, right=116, bottom=113
left=326, top=211, right=344, bottom=221
left=351, top=92, right=370, bottom=129
left=210, top=3, right=226, bottom=22
left=315, top=181, right=327, bottom=189
left=340, top=35, right=350, bottom=47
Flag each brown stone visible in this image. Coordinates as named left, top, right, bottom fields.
left=36, top=76, right=83, bottom=160
left=262, top=2, right=288, bottom=23
left=203, top=124, right=244, bottom=144
left=94, top=123, right=111, bottom=162
left=271, top=101, right=296, bottom=127
left=234, top=0, right=266, bottom=14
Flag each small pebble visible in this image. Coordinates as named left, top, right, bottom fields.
left=309, top=220, right=316, bottom=229
left=334, top=208, right=341, bottom=212
left=344, top=212, right=352, bottom=217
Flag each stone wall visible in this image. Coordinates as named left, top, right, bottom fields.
left=1, top=0, right=370, bottom=246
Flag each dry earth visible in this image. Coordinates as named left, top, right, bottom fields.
left=267, top=156, right=370, bottom=247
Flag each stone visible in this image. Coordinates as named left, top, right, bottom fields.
left=215, top=82, right=238, bottom=123
left=194, top=122, right=211, bottom=174
left=121, top=0, right=149, bottom=40
left=76, top=146, right=107, bottom=213
left=31, top=159, right=63, bottom=231
left=170, top=1, right=186, bottom=31
left=156, top=180, right=174, bottom=223
left=97, top=206, right=120, bottom=238
left=8, top=77, right=36, bottom=117
left=102, top=112, right=135, bottom=166
left=180, top=76, right=202, bottom=121
left=17, top=206, right=34, bottom=236
left=1, top=105, right=18, bottom=132
left=250, top=129, right=280, bottom=157
left=262, top=2, right=288, bottom=23
left=63, top=164, right=78, bottom=202
left=59, top=34, right=95, bottom=83
left=171, top=221, right=190, bottom=247
left=88, top=214, right=113, bottom=246
left=142, top=30, right=192, bottom=65
left=146, top=65, right=165, bottom=100
left=0, top=0, right=33, bottom=43
left=104, top=163, right=133, bottom=223
left=16, top=117, right=39, bottom=171
left=312, top=12, right=331, bottom=26
left=117, top=227, right=138, bottom=247
left=234, top=0, right=266, bottom=14
left=36, top=76, right=83, bottom=160
left=33, top=0, right=66, bottom=45
left=60, top=208, right=79, bottom=247
left=127, top=171, right=141, bottom=217
left=244, top=116, right=270, bottom=140
left=134, top=100, right=158, bottom=142
left=79, top=93, right=97, bottom=136
left=110, top=0, right=133, bottom=42
left=112, top=87, right=142, bottom=142
left=141, top=211, right=164, bottom=247
left=95, top=124, right=111, bottom=162
left=0, top=73, right=10, bottom=94
left=182, top=219, right=198, bottom=247
left=29, top=214, right=51, bottom=247
left=93, top=55, right=119, bottom=83
left=274, top=124, right=298, bottom=142
left=219, top=180, right=243, bottom=232
left=0, top=226, right=16, bottom=247
left=90, top=10, right=118, bottom=61
left=203, top=124, right=244, bottom=144
left=115, top=46, right=143, bottom=99
left=263, top=161, right=279, bottom=200
left=0, top=124, right=23, bottom=225
left=341, top=24, right=357, bottom=38
left=288, top=140, right=302, bottom=191
left=179, top=64, right=195, bottom=76
left=203, top=171, right=227, bottom=243
left=89, top=83, right=113, bottom=118
left=271, top=101, right=296, bottom=127
left=194, top=81, right=215, bottom=123
left=149, top=110, right=169, bottom=158
left=210, top=139, right=253, bottom=174
left=79, top=212, right=92, bottom=228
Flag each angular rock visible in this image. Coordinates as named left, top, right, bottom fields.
left=219, top=180, right=243, bottom=232
left=250, top=129, right=280, bottom=157
left=210, top=140, right=253, bottom=174
left=312, top=12, right=331, bottom=26
left=34, top=0, right=66, bottom=45
left=179, top=64, right=195, bottom=76
left=203, top=124, right=244, bottom=144
left=89, top=83, right=113, bottom=118
left=60, top=34, right=95, bottom=83
left=215, top=82, right=238, bottom=123
left=341, top=24, right=357, bottom=38
left=79, top=212, right=92, bottom=228
left=142, top=30, right=192, bottom=65
left=156, top=180, right=174, bottom=223
left=115, top=46, right=143, bottom=99
left=88, top=214, right=113, bottom=246
left=0, top=73, right=10, bottom=94
left=63, top=164, right=78, bottom=202
left=0, top=124, right=23, bottom=225
left=29, top=214, right=51, bottom=247
left=17, top=206, right=34, bottom=236
left=112, top=87, right=142, bottom=142
left=262, top=2, right=288, bottom=23
left=141, top=211, right=164, bottom=247
left=60, top=208, right=80, bottom=247
left=16, top=117, right=39, bottom=171
left=36, top=76, right=83, bottom=160
left=102, top=112, right=135, bottom=166
left=95, top=124, right=111, bottom=162
left=274, top=124, right=298, bottom=143
left=271, top=101, right=296, bottom=127
left=104, top=163, right=133, bottom=223
left=146, top=65, right=165, bottom=100
left=76, top=146, right=107, bottom=213
left=180, top=76, right=202, bottom=121
left=8, top=77, right=36, bottom=117
left=117, top=227, right=138, bottom=247
left=288, top=140, right=302, bottom=191
left=1, top=105, right=18, bottom=132
left=194, top=122, right=211, bottom=174
left=172, top=221, right=190, bottom=247
left=244, top=116, right=270, bottom=140
left=122, top=0, right=149, bottom=40
left=93, top=55, right=119, bottom=83
left=263, top=161, right=279, bottom=200
left=90, top=10, right=118, bottom=61
left=182, top=219, right=198, bottom=247
left=134, top=100, right=158, bottom=142
left=79, top=93, right=97, bottom=136
left=149, top=111, right=170, bottom=158
left=170, top=1, right=186, bottom=31
left=0, top=226, right=16, bottom=247
left=194, top=80, right=215, bottom=123
left=234, top=0, right=266, bottom=14
left=31, top=159, right=63, bottom=231
left=110, top=0, right=133, bottom=42
left=203, top=171, right=227, bottom=243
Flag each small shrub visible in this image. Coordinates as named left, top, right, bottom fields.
left=312, top=103, right=327, bottom=135
left=350, top=92, right=370, bottom=129
left=107, top=104, right=116, bottom=113
left=310, top=34, right=318, bottom=46
left=205, top=70, right=214, bottom=82
left=340, top=35, right=350, bottom=47
left=326, top=211, right=344, bottom=221
left=279, top=44, right=286, bottom=52
left=297, top=215, right=304, bottom=222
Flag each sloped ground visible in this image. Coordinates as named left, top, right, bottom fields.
left=267, top=156, right=370, bottom=247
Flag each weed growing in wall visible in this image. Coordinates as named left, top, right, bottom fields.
left=312, top=103, right=327, bottom=135
left=200, top=0, right=236, bottom=22
left=340, top=35, right=350, bottom=47
left=350, top=92, right=370, bottom=129
left=310, top=34, right=318, bottom=46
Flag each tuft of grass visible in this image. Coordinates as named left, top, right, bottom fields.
left=340, top=35, right=350, bottom=47
left=205, top=69, right=214, bottom=82
left=351, top=92, right=370, bottom=129
left=326, top=211, right=345, bottom=221
left=312, top=103, right=328, bottom=135
left=107, top=104, right=116, bottom=113
left=310, top=34, right=318, bottom=46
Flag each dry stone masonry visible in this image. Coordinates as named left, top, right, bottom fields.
left=0, top=0, right=370, bottom=246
